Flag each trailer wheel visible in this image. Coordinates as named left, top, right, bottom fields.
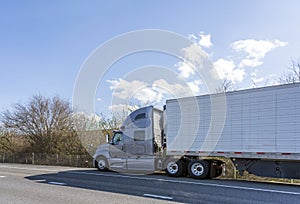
left=96, top=156, right=108, bottom=171
left=165, top=159, right=185, bottom=177
left=188, top=160, right=210, bottom=179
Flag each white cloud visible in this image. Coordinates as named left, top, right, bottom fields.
left=134, top=86, right=163, bottom=105
left=108, top=104, right=139, bottom=113
left=187, top=80, right=202, bottom=95
left=188, top=32, right=213, bottom=48
left=108, top=79, right=159, bottom=105
left=214, top=58, right=245, bottom=83
left=239, top=58, right=262, bottom=67
left=182, top=44, right=209, bottom=65
left=232, top=39, right=288, bottom=68
left=198, top=33, right=213, bottom=48
left=107, top=78, right=202, bottom=107
left=107, top=79, right=146, bottom=100
left=152, top=79, right=200, bottom=97
left=176, top=43, right=212, bottom=79
left=175, top=61, right=195, bottom=79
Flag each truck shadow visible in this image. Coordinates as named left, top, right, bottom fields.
left=25, top=169, right=182, bottom=202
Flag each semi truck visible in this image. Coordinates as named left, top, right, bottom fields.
left=93, top=82, right=300, bottom=179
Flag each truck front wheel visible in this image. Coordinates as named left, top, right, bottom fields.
left=188, top=160, right=210, bottom=179
left=96, top=156, right=108, bottom=171
left=165, top=159, right=185, bottom=177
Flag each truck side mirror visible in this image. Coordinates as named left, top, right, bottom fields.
left=105, top=134, right=110, bottom=143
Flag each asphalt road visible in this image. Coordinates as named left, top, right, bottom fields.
left=1, top=164, right=300, bottom=204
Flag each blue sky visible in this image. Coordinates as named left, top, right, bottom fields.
left=1, top=1, right=300, bottom=114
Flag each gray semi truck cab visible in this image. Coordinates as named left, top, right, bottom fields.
left=93, top=106, right=166, bottom=174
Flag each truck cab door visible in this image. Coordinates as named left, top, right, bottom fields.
left=109, top=132, right=127, bottom=171
left=125, top=130, right=156, bottom=173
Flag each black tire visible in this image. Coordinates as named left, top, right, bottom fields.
left=188, top=160, right=210, bottom=179
left=165, top=159, right=185, bottom=177
left=96, top=156, right=108, bottom=171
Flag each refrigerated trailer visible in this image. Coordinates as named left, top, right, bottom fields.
left=93, top=82, right=300, bottom=179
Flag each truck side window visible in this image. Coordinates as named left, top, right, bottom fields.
left=113, top=133, right=122, bottom=144
left=135, top=113, right=146, bottom=121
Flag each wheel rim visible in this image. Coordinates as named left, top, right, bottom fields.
left=191, top=163, right=204, bottom=176
left=98, top=159, right=106, bottom=170
left=167, top=162, right=178, bottom=174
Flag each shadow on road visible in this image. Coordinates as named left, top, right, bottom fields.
left=25, top=169, right=181, bottom=202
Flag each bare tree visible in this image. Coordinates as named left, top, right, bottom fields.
left=98, top=112, right=126, bottom=137
left=1, top=95, right=73, bottom=153
left=279, top=61, right=300, bottom=84
left=215, top=79, right=234, bottom=93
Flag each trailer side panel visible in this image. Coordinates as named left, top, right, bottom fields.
left=166, top=83, right=300, bottom=160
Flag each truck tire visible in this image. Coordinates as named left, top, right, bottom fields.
left=96, top=156, right=108, bottom=171
left=188, top=160, right=210, bottom=179
left=165, top=159, right=185, bottom=177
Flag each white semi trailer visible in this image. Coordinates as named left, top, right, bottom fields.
left=93, top=82, right=300, bottom=179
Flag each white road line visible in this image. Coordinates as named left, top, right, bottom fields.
left=143, top=194, right=173, bottom=200
left=0, top=176, right=6, bottom=178
left=48, top=182, right=67, bottom=186
left=66, top=171, right=300, bottom=196
left=33, top=179, right=47, bottom=182
left=0, top=165, right=59, bottom=172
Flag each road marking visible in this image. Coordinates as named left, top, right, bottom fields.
left=66, top=171, right=300, bottom=196
left=48, top=182, right=67, bottom=186
left=0, top=176, right=6, bottom=178
left=143, top=194, right=173, bottom=200
left=0, top=165, right=84, bottom=172
left=33, top=179, right=46, bottom=182
left=0, top=165, right=59, bottom=172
